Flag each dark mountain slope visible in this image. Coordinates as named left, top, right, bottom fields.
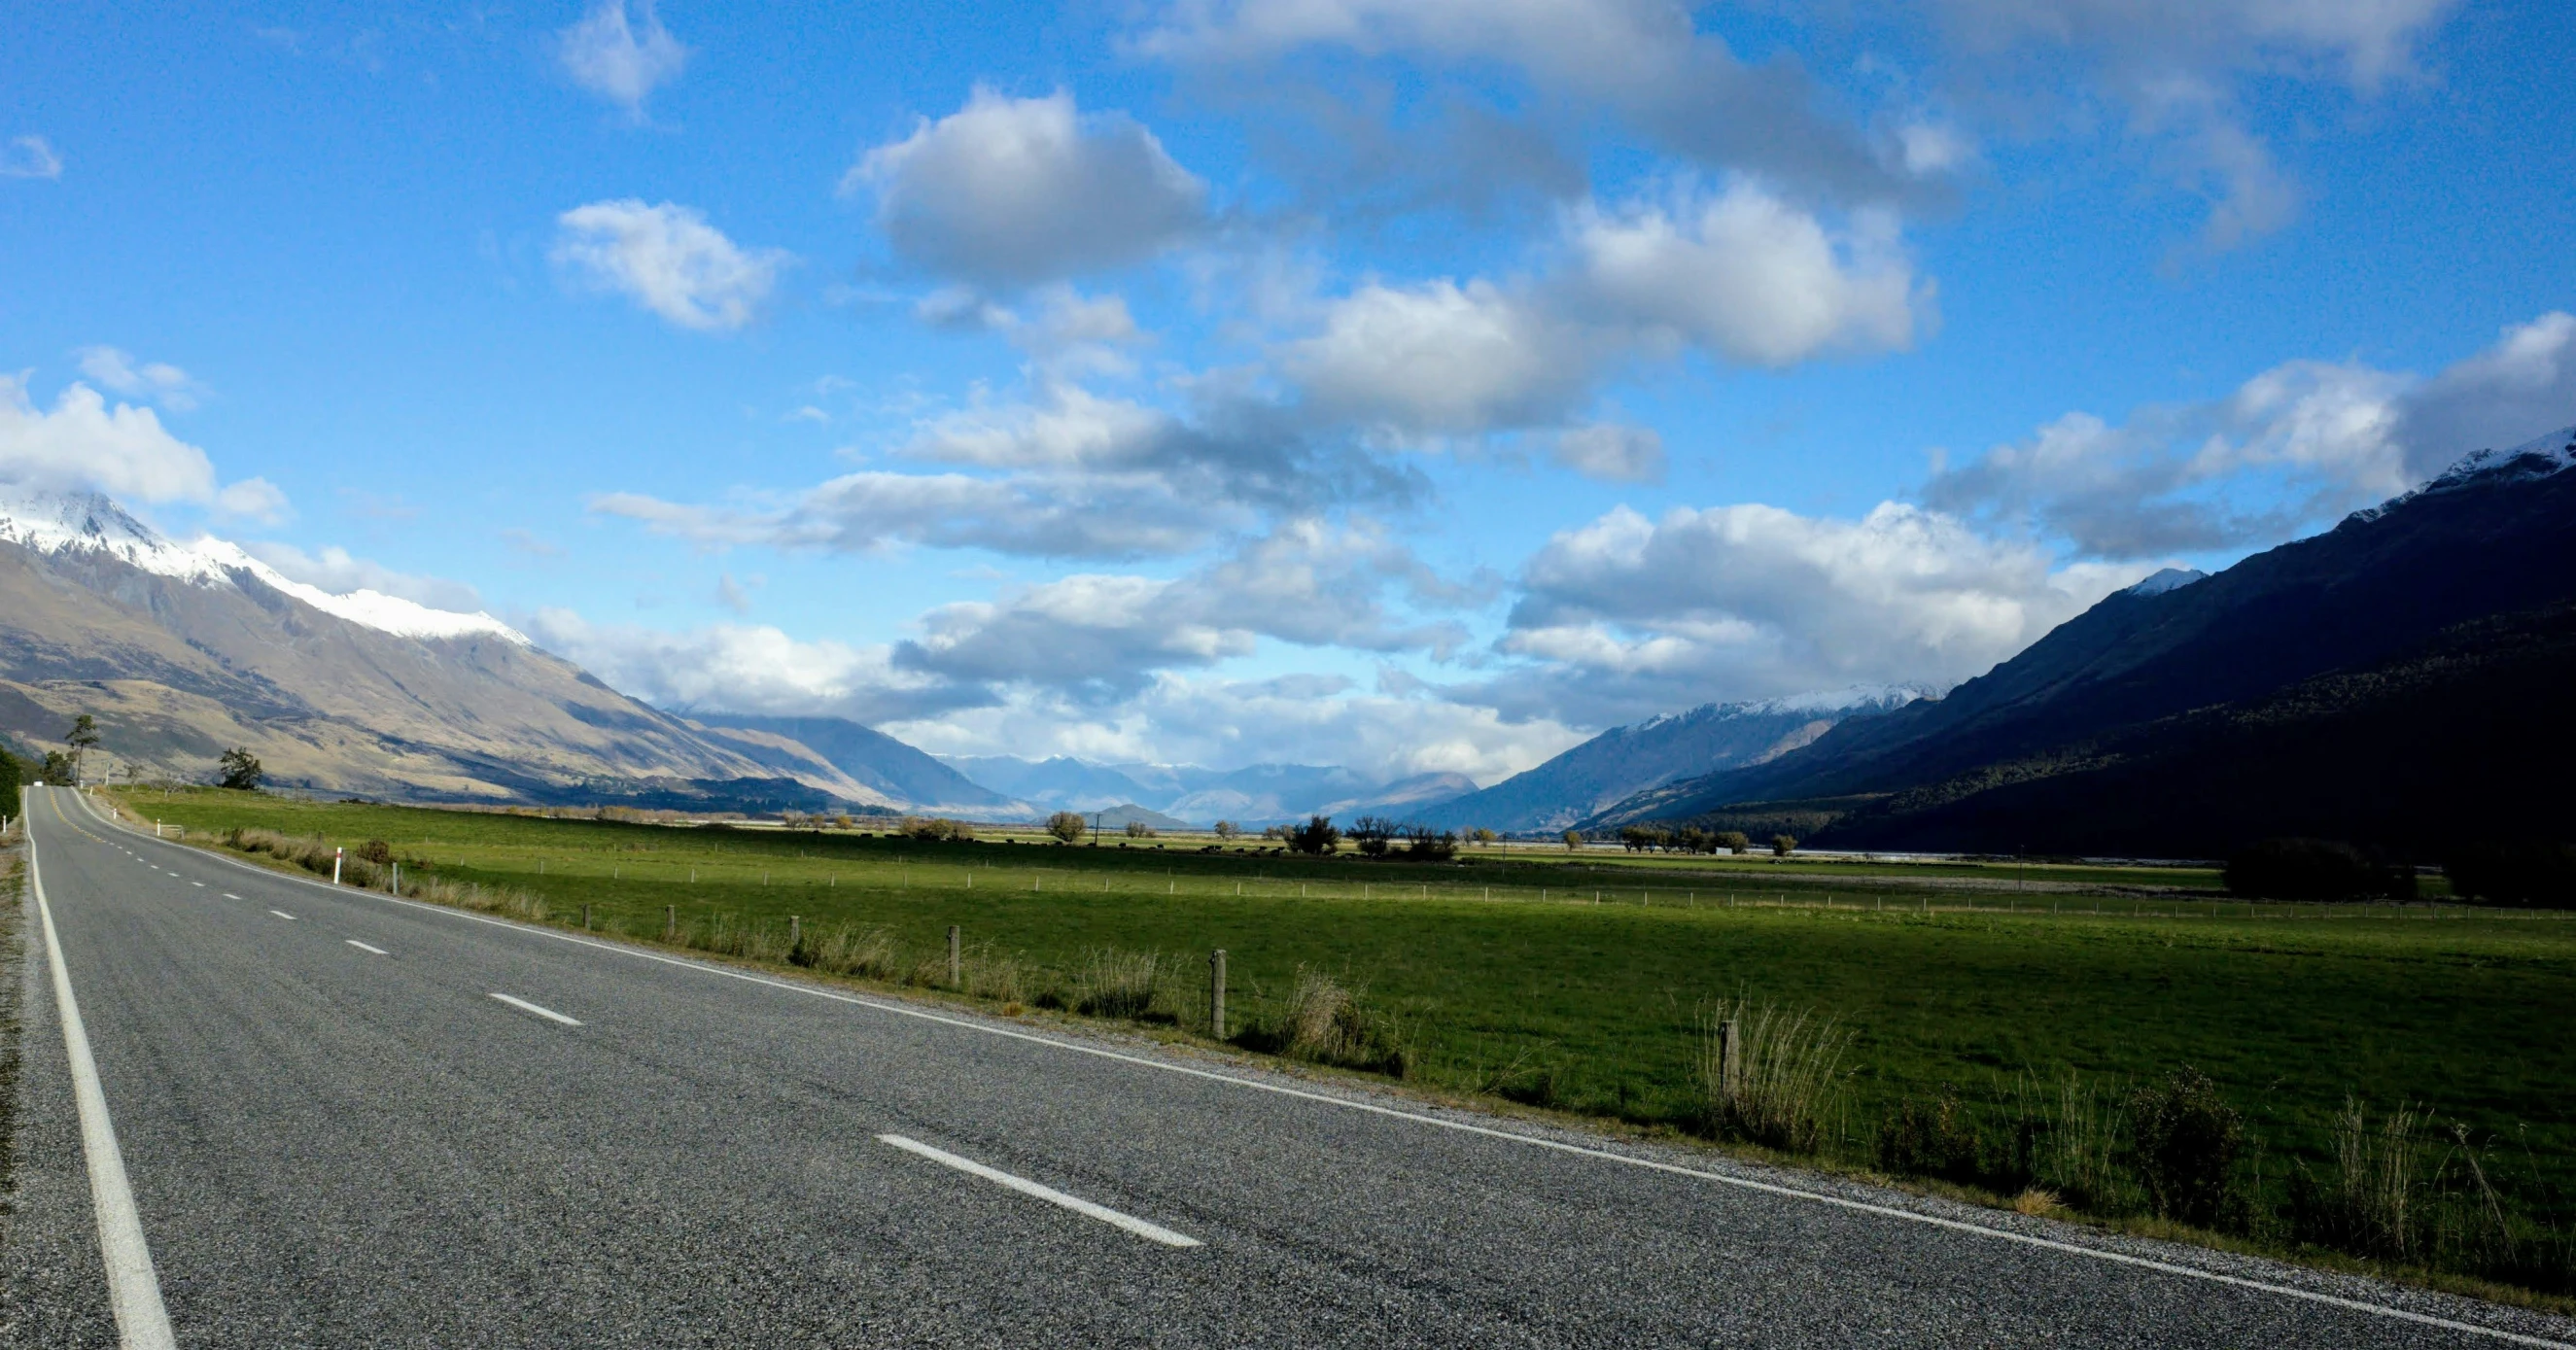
left=1596, top=426, right=2576, bottom=833
left=1813, top=599, right=2576, bottom=857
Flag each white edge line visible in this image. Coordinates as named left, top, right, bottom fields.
left=61, top=788, right=2574, bottom=1348
left=267, top=910, right=295, bottom=921
left=488, top=992, right=581, bottom=1026
left=346, top=940, right=388, bottom=955
left=27, top=790, right=180, bottom=1349
left=877, top=1133, right=1200, bottom=1247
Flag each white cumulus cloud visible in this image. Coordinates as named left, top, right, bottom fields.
left=850, top=87, right=1209, bottom=289
left=0, top=375, right=284, bottom=519
left=557, top=0, right=688, bottom=119
left=553, top=199, right=792, bottom=332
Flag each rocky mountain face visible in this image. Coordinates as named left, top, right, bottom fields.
left=0, top=488, right=887, bottom=810
left=1417, top=686, right=1935, bottom=833
left=1585, top=426, right=2576, bottom=856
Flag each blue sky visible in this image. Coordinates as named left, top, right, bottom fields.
left=5, top=1, right=2572, bottom=781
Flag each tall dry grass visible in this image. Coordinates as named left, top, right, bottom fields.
left=1699, top=998, right=1850, bottom=1153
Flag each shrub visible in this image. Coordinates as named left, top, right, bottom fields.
left=2125, top=1067, right=2245, bottom=1228
left=2444, top=841, right=2576, bottom=907
left=2225, top=838, right=2410, bottom=901
left=2290, top=1097, right=2428, bottom=1262
left=1286, top=814, right=1340, bottom=855
left=1877, top=1087, right=1982, bottom=1182
left=1124, top=818, right=1155, bottom=839
left=357, top=839, right=394, bottom=866
left=1561, top=829, right=1584, bottom=851
left=1402, top=823, right=1457, bottom=861
left=901, top=816, right=974, bottom=843
left=1771, top=834, right=1797, bottom=857
left=1348, top=814, right=1397, bottom=857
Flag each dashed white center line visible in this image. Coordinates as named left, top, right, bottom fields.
left=191, top=882, right=204, bottom=888
left=345, top=940, right=388, bottom=955
left=222, top=893, right=240, bottom=900
left=268, top=910, right=296, bottom=920
left=489, top=993, right=581, bottom=1026
left=876, top=1134, right=1202, bottom=1248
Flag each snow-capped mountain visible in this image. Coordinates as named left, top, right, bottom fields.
left=0, top=486, right=528, bottom=644
left=0, top=487, right=894, bottom=808
left=1415, top=684, right=1940, bottom=834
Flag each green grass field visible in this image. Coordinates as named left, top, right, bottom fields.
left=108, top=787, right=2576, bottom=1293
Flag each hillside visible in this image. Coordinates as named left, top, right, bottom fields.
left=1420, top=686, right=1932, bottom=833
left=0, top=488, right=876, bottom=810
left=684, top=712, right=1021, bottom=813
left=1587, top=425, right=2576, bottom=854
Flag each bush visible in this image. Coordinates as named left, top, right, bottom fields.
left=901, top=816, right=974, bottom=843
left=1877, top=1087, right=1983, bottom=1183
left=1349, top=814, right=1396, bottom=857
left=2225, top=838, right=2412, bottom=901
left=2125, top=1067, right=2245, bottom=1228
left=1402, top=824, right=1457, bottom=862
left=1286, top=814, right=1340, bottom=855
left=1771, top=834, right=1797, bottom=857
left=1235, top=967, right=1410, bottom=1076
left=2444, top=841, right=2576, bottom=907
left=357, top=839, right=394, bottom=865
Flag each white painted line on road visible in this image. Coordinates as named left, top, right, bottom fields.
left=76, top=786, right=2572, bottom=1349
left=268, top=910, right=296, bottom=920
left=489, top=993, right=582, bottom=1026
left=26, top=790, right=180, bottom=1350
left=877, top=1134, right=1201, bottom=1248
left=346, top=940, right=388, bottom=955
left=190, top=882, right=204, bottom=888
left=222, top=893, right=239, bottom=900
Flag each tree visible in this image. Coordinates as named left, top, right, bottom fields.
left=1124, top=818, right=1155, bottom=839
left=40, top=750, right=77, bottom=785
left=65, top=713, right=100, bottom=784
left=0, top=748, right=22, bottom=810
left=1470, top=827, right=1498, bottom=847
left=1212, top=819, right=1239, bottom=841
left=2225, top=838, right=2408, bottom=901
left=1715, top=830, right=1751, bottom=854
left=1286, top=814, right=1340, bottom=855
left=1402, top=822, right=1458, bottom=861
left=1771, top=834, right=1798, bottom=857
left=1561, top=828, right=1584, bottom=851
left=1044, top=810, right=1087, bottom=845
left=1348, top=814, right=1397, bottom=857
left=216, top=747, right=263, bottom=791
left=2444, top=841, right=2576, bottom=907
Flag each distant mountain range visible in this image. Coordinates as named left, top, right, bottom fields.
left=682, top=712, right=1020, bottom=814
left=938, top=755, right=1478, bottom=826
left=1583, top=425, right=2576, bottom=858
left=1414, top=685, right=1935, bottom=833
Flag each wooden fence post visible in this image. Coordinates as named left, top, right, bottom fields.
left=948, top=924, right=961, bottom=987
left=664, top=904, right=676, bottom=939
left=1210, top=949, right=1227, bottom=1040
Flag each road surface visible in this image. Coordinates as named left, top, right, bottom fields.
left=5, top=784, right=2569, bottom=1347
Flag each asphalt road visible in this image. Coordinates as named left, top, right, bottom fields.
left=6, top=783, right=2572, bottom=1348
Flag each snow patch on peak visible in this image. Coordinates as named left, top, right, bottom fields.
left=0, top=482, right=529, bottom=645
left=2125, top=567, right=2207, bottom=597
left=2350, top=425, right=2576, bottom=528
left=1632, top=681, right=1940, bottom=732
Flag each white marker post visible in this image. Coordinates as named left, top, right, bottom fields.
left=332, top=847, right=343, bottom=884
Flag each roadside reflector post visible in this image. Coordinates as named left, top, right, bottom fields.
left=333, top=847, right=343, bottom=885
left=1720, top=1019, right=1742, bottom=1096
left=1210, top=950, right=1227, bottom=1039
left=664, top=904, right=677, bottom=939
left=391, top=862, right=400, bottom=893
left=948, top=924, right=961, bottom=987
left=789, top=915, right=801, bottom=947
left=582, top=904, right=592, bottom=931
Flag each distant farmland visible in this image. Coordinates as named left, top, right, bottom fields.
left=118, top=787, right=2576, bottom=1300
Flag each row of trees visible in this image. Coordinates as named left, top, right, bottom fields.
left=1, top=713, right=263, bottom=794
left=1603, top=824, right=1796, bottom=856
